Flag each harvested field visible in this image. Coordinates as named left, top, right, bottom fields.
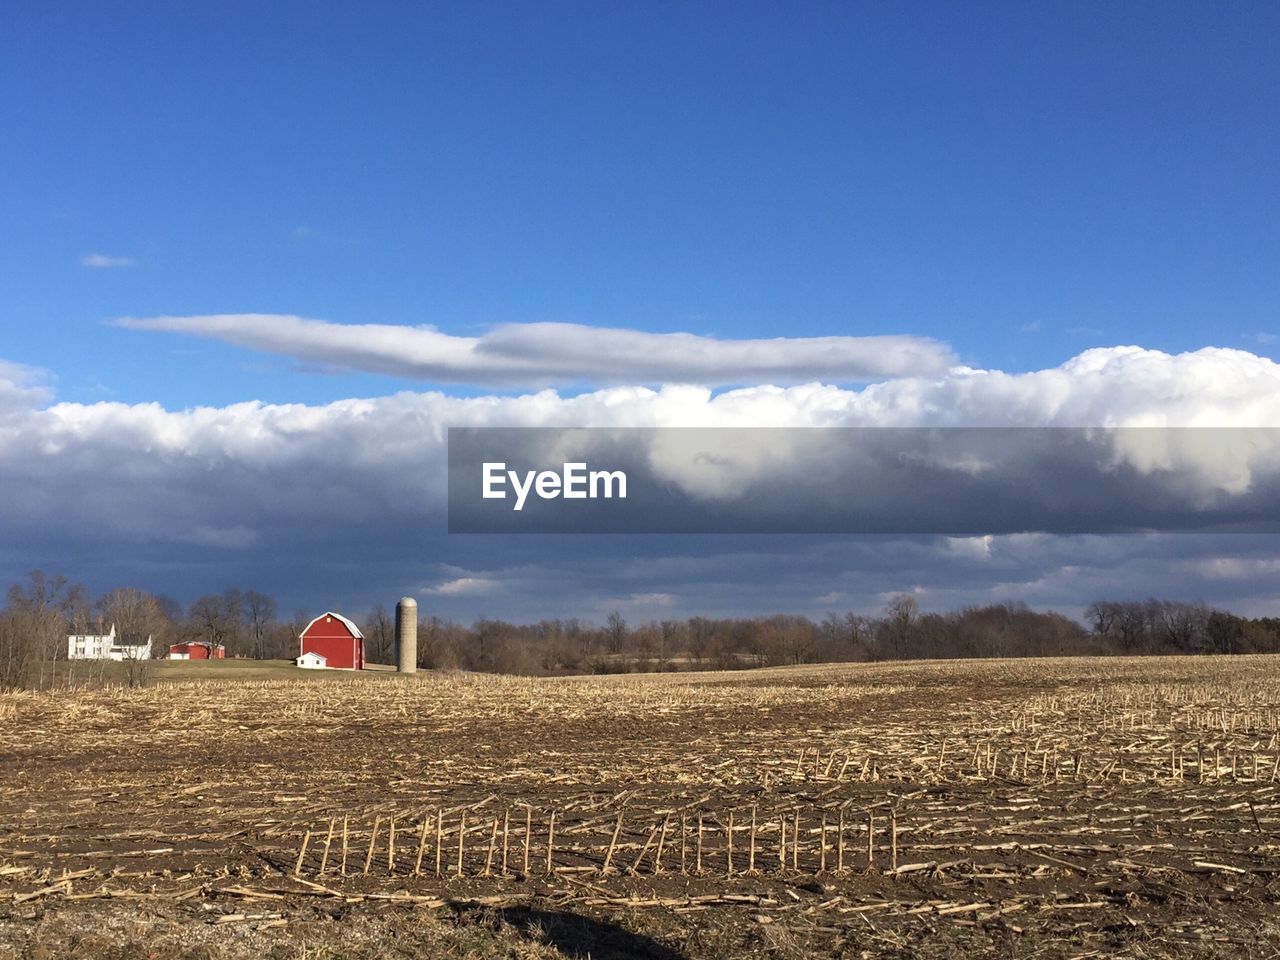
left=2, top=655, right=1280, bottom=958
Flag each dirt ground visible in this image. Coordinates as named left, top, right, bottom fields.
left=2, top=656, right=1280, bottom=958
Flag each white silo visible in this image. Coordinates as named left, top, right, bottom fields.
left=395, top=597, right=418, bottom=673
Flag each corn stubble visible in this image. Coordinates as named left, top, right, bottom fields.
left=2, top=655, right=1280, bottom=955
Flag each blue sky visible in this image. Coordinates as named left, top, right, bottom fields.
left=2, top=2, right=1280, bottom=619
left=3, top=1, right=1277, bottom=407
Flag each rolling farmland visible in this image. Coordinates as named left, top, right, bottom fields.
left=2, top=656, right=1280, bottom=958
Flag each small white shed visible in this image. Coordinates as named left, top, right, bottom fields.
left=296, top=651, right=328, bottom=669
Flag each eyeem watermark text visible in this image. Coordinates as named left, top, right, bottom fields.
left=450, top=427, right=1280, bottom=534
left=482, top=462, right=628, bottom=511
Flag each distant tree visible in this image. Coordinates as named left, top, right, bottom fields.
left=755, top=614, right=811, bottom=666
left=1205, top=610, right=1242, bottom=655
left=7, top=570, right=87, bottom=687
left=1242, top=618, right=1280, bottom=654
left=0, top=612, right=30, bottom=690
left=101, top=587, right=170, bottom=662
left=188, top=589, right=244, bottom=656
left=283, top=609, right=312, bottom=660
left=470, top=618, right=512, bottom=672
left=1158, top=601, right=1208, bottom=652
left=1086, top=601, right=1120, bottom=643
left=118, top=640, right=151, bottom=689
left=1116, top=602, right=1150, bottom=653
left=843, top=613, right=874, bottom=660
left=418, top=615, right=464, bottom=670
left=155, top=595, right=184, bottom=624
left=632, top=621, right=658, bottom=665
left=741, top=620, right=771, bottom=667
left=658, top=619, right=684, bottom=668
left=530, top=620, right=565, bottom=673
left=604, top=611, right=628, bottom=655
left=688, top=616, right=713, bottom=664
left=244, top=590, right=278, bottom=659
left=818, top=612, right=843, bottom=660
left=562, top=619, right=591, bottom=666
left=885, top=595, right=919, bottom=659
left=364, top=603, right=394, bottom=665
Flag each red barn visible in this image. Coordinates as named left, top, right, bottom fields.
left=298, top=612, right=365, bottom=670
left=168, top=641, right=226, bottom=660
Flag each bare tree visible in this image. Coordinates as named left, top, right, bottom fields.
left=284, top=609, right=312, bottom=661
left=101, top=588, right=169, bottom=655
left=658, top=619, right=684, bottom=668
left=1086, top=601, right=1120, bottom=641
left=365, top=604, right=394, bottom=664
left=843, top=613, right=873, bottom=659
left=632, top=621, right=658, bottom=665
left=244, top=590, right=278, bottom=659
left=118, top=642, right=150, bottom=688
left=1155, top=600, right=1208, bottom=651
left=604, top=611, right=628, bottom=655
left=885, top=595, right=919, bottom=659
left=100, top=588, right=171, bottom=688
left=687, top=616, right=713, bottom=665
left=566, top=619, right=592, bottom=665
left=7, top=571, right=86, bottom=688
left=188, top=589, right=244, bottom=657
left=0, top=612, right=31, bottom=690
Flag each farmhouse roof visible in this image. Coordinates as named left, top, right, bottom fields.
left=301, top=611, right=365, bottom=639
left=69, top=623, right=116, bottom=640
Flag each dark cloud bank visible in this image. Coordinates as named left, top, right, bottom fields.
left=2, top=345, right=1280, bottom=620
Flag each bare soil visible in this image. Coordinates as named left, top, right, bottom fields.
left=2, top=656, right=1279, bottom=958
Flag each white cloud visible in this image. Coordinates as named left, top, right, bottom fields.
left=0, top=360, right=54, bottom=413
left=114, top=314, right=956, bottom=387
left=2, top=345, right=1280, bottom=536
left=425, top=577, right=500, bottom=596
left=946, top=535, right=994, bottom=560
left=81, top=253, right=136, bottom=269
left=1, top=344, right=1280, bottom=613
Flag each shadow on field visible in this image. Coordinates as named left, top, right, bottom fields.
left=454, top=904, right=687, bottom=960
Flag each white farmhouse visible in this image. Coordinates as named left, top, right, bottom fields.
left=66, top=624, right=152, bottom=661
left=296, top=651, right=328, bottom=669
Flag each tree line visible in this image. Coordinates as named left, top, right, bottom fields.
left=1, top=570, right=1278, bottom=689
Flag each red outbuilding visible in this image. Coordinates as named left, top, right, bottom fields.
left=168, top=641, right=226, bottom=660
left=298, top=611, right=365, bottom=670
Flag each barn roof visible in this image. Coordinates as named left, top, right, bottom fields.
left=301, top=611, right=365, bottom=640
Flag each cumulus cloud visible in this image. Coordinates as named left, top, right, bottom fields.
left=114, top=314, right=956, bottom=387
left=424, top=577, right=500, bottom=596
left=81, top=253, right=136, bottom=269
left=4, top=345, right=1279, bottom=527
left=1, top=344, right=1279, bottom=613
left=945, top=535, right=995, bottom=560
left=0, top=360, right=54, bottom=413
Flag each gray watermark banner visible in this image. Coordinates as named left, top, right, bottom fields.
left=447, top=427, right=1280, bottom=534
